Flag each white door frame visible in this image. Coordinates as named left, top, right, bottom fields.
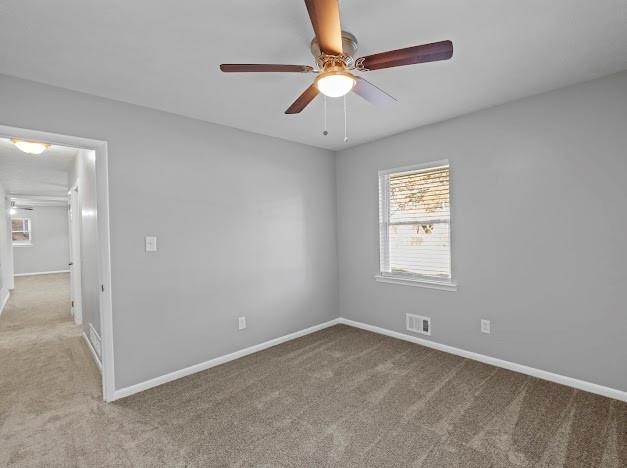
left=68, top=182, right=83, bottom=325
left=0, top=124, right=115, bottom=402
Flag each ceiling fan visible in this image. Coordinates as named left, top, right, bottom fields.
left=220, top=0, right=453, bottom=114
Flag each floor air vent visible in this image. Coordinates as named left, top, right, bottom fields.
left=89, top=324, right=102, bottom=357
left=406, top=313, right=431, bottom=336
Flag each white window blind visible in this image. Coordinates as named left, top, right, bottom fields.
left=379, top=161, right=451, bottom=281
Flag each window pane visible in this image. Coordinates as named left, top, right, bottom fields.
left=11, top=219, right=23, bottom=231
left=11, top=218, right=31, bottom=243
left=389, top=222, right=450, bottom=278
left=12, top=231, right=30, bottom=242
left=389, top=167, right=449, bottom=223
left=380, top=163, right=451, bottom=280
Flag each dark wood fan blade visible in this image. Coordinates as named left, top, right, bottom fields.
left=304, top=0, right=343, bottom=55
left=220, top=64, right=314, bottom=73
left=358, top=40, right=453, bottom=71
left=352, top=77, right=397, bottom=106
left=285, top=84, right=319, bottom=114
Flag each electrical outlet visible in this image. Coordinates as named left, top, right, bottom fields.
left=238, top=316, right=246, bottom=330
left=481, top=319, right=491, bottom=334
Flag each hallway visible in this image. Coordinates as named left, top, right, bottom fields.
left=0, top=273, right=182, bottom=466
left=0, top=274, right=103, bottom=465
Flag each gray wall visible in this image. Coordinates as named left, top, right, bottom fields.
left=336, top=71, right=627, bottom=392
left=0, top=74, right=338, bottom=389
left=2, top=70, right=625, bottom=394
left=69, top=149, right=101, bottom=338
left=12, top=206, right=69, bottom=275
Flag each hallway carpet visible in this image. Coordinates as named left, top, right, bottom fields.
left=0, top=274, right=625, bottom=467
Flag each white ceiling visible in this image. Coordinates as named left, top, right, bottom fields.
left=1, top=1, right=626, bottom=150
left=0, top=139, right=77, bottom=197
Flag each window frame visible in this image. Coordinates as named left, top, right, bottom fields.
left=11, top=217, right=33, bottom=247
left=376, top=159, right=457, bottom=291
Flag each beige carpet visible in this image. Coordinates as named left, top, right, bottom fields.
left=0, top=274, right=625, bottom=467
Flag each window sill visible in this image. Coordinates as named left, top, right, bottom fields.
left=13, top=243, right=32, bottom=248
left=374, top=274, right=457, bottom=291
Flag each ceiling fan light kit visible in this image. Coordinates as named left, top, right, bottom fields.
left=220, top=0, right=453, bottom=135
left=315, top=67, right=355, bottom=98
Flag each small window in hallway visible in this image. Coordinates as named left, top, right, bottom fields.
left=11, top=218, right=32, bottom=245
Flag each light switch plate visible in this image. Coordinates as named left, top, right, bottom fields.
left=481, top=319, right=491, bottom=334
left=145, top=236, right=157, bottom=252
left=238, top=317, right=246, bottom=330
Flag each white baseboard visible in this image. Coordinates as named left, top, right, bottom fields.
left=0, top=290, right=9, bottom=317
left=338, top=318, right=627, bottom=403
left=109, top=316, right=626, bottom=404
left=82, top=331, right=102, bottom=373
left=14, top=269, right=70, bottom=277
left=112, top=318, right=341, bottom=401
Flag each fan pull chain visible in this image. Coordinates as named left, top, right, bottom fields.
left=343, top=95, right=348, bottom=143
left=322, top=96, right=328, bottom=136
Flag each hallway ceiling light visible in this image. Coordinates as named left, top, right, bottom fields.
left=10, top=138, right=50, bottom=155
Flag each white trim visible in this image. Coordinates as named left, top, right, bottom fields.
left=375, top=274, right=457, bottom=291
left=94, top=144, right=115, bottom=403
left=378, top=159, right=454, bottom=286
left=0, top=290, right=9, bottom=317
left=14, top=269, right=70, bottom=277
left=378, top=159, right=450, bottom=176
left=112, top=319, right=341, bottom=401
left=378, top=173, right=390, bottom=272
left=68, top=182, right=83, bottom=326
left=82, top=332, right=102, bottom=373
left=0, top=125, right=114, bottom=403
left=338, top=318, right=627, bottom=403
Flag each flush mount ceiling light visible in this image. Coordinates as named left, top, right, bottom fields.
left=10, top=138, right=50, bottom=155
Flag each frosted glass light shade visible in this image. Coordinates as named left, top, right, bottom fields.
left=316, top=72, right=355, bottom=98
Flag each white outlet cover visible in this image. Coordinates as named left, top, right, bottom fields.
left=145, top=236, right=157, bottom=252
left=481, top=319, right=491, bottom=334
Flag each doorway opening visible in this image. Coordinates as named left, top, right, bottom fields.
left=0, top=126, right=114, bottom=401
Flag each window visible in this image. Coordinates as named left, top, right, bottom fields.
left=12, top=218, right=32, bottom=246
left=377, top=160, right=455, bottom=290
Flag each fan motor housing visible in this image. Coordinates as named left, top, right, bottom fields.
left=310, top=31, right=358, bottom=68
